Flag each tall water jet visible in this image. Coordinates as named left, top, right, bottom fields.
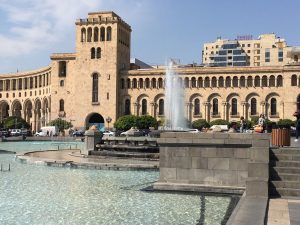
left=165, top=60, right=187, bottom=129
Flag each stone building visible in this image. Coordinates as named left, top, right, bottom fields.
left=0, top=11, right=300, bottom=132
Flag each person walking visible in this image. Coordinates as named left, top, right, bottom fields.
left=258, top=114, right=266, bottom=133
left=295, top=114, right=300, bottom=141
left=240, top=116, right=246, bottom=133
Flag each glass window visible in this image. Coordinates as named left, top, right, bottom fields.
left=212, top=98, right=218, bottom=115
left=271, top=98, right=277, bottom=115
left=125, top=99, right=130, bottom=115
left=142, top=99, right=147, bottom=115
left=59, top=99, right=64, bottom=111
left=158, top=99, right=164, bottom=115
left=92, top=73, right=99, bottom=102
left=194, top=98, right=200, bottom=115
left=231, top=98, right=237, bottom=115
left=291, top=75, right=297, bottom=86
left=250, top=98, right=257, bottom=115
left=58, top=61, right=67, bottom=77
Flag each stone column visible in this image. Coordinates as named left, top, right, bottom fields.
left=241, top=101, right=247, bottom=119
left=133, top=102, right=138, bottom=116
left=82, top=126, right=102, bottom=155
left=222, top=101, right=228, bottom=120
left=203, top=102, right=209, bottom=121
left=150, top=102, right=155, bottom=117
left=8, top=110, right=12, bottom=117
left=260, top=101, right=266, bottom=117
left=186, top=102, right=191, bottom=122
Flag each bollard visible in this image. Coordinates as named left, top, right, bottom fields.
left=58, top=145, right=60, bottom=151
left=70, top=145, right=71, bottom=150
left=0, top=164, right=2, bottom=172
left=8, top=164, right=10, bottom=171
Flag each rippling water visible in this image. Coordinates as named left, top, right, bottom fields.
left=0, top=142, right=237, bottom=225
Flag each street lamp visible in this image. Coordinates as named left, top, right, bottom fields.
left=106, top=116, right=112, bottom=131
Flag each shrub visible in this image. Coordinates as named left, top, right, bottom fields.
left=209, top=119, right=229, bottom=126
left=192, top=119, right=209, bottom=130
left=114, top=115, right=138, bottom=131
left=250, top=116, right=259, bottom=127
left=136, top=115, right=158, bottom=129
left=3, top=116, right=30, bottom=129
left=277, top=119, right=294, bottom=129
left=47, top=118, right=73, bottom=132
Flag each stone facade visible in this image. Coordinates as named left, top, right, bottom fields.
left=0, top=11, right=300, bottom=132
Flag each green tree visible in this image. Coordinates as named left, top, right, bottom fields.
left=114, top=115, right=137, bottom=130
left=277, top=119, right=294, bottom=129
left=209, top=119, right=229, bottom=126
left=192, top=119, right=209, bottom=130
left=136, top=115, right=158, bottom=129
left=3, top=116, right=30, bottom=129
left=47, top=118, right=73, bottom=132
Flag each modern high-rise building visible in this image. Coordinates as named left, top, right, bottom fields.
left=202, top=34, right=300, bottom=67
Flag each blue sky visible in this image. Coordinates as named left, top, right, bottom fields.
left=0, top=0, right=300, bottom=73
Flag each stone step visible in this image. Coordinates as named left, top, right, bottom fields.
left=270, top=160, right=300, bottom=168
left=270, top=152, right=300, bottom=161
left=270, top=173, right=300, bottom=181
left=270, top=181, right=300, bottom=189
left=270, top=166, right=300, bottom=174
left=269, top=187, right=300, bottom=197
left=271, top=148, right=300, bottom=155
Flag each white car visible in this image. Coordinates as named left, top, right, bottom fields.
left=35, top=131, right=47, bottom=137
left=102, top=130, right=114, bottom=137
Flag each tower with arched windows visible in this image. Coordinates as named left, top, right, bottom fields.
left=50, top=11, right=131, bottom=130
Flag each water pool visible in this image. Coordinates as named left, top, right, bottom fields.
left=0, top=142, right=238, bottom=225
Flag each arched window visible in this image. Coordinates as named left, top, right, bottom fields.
left=247, top=76, right=253, bottom=87
left=139, top=78, right=143, bottom=89
left=91, top=48, right=95, bottom=59
left=240, top=76, right=245, bottom=87
left=211, top=77, right=217, bottom=87
left=212, top=98, right=218, bottom=115
left=92, top=73, right=99, bottom=103
left=127, top=78, right=131, bottom=89
left=250, top=98, right=257, bottom=115
left=270, top=98, right=277, bottom=116
left=198, top=77, right=203, bottom=88
left=100, top=27, right=105, bottom=41
left=291, top=75, right=297, bottom=86
left=125, top=99, right=130, bottom=115
left=184, top=77, right=189, bottom=88
left=233, top=76, right=238, bottom=87
left=60, top=80, right=64, bottom=87
left=194, top=98, right=200, bottom=115
left=142, top=99, right=147, bottom=115
left=297, top=95, right=300, bottom=110
left=191, top=77, right=196, bottom=88
left=204, top=77, right=210, bottom=88
left=132, top=78, right=137, bottom=88
left=219, top=77, right=224, bottom=87
left=120, top=79, right=125, bottom=89
left=107, top=26, right=112, bottom=41
left=96, top=47, right=101, bottom=59
left=59, top=99, right=64, bottom=111
left=58, top=61, right=67, bottom=77
left=261, top=76, right=267, bottom=87
left=231, top=98, right=237, bottom=115
left=158, top=99, right=164, bottom=115
left=94, top=27, right=99, bottom=42
left=152, top=78, right=156, bottom=88
left=255, top=76, right=261, bottom=87
left=277, top=75, right=283, bottom=87
left=145, top=78, right=150, bottom=88
left=225, top=76, right=231, bottom=87
left=269, top=75, right=275, bottom=87
left=87, top=27, right=92, bottom=42
left=158, top=78, right=163, bottom=88
left=81, top=28, right=86, bottom=42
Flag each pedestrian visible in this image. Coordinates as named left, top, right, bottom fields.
left=240, top=116, right=246, bottom=133
left=258, top=114, right=266, bottom=133
left=295, top=113, right=300, bottom=142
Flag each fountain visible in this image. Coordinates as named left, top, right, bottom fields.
left=164, top=60, right=187, bottom=130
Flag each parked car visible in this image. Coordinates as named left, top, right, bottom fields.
left=10, top=129, right=21, bottom=136
left=102, top=130, right=114, bottom=137
left=0, top=129, right=9, bottom=137
left=120, top=127, right=143, bottom=137
left=72, top=130, right=85, bottom=137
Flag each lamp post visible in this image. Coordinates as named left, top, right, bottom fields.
left=106, top=116, right=112, bottom=131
